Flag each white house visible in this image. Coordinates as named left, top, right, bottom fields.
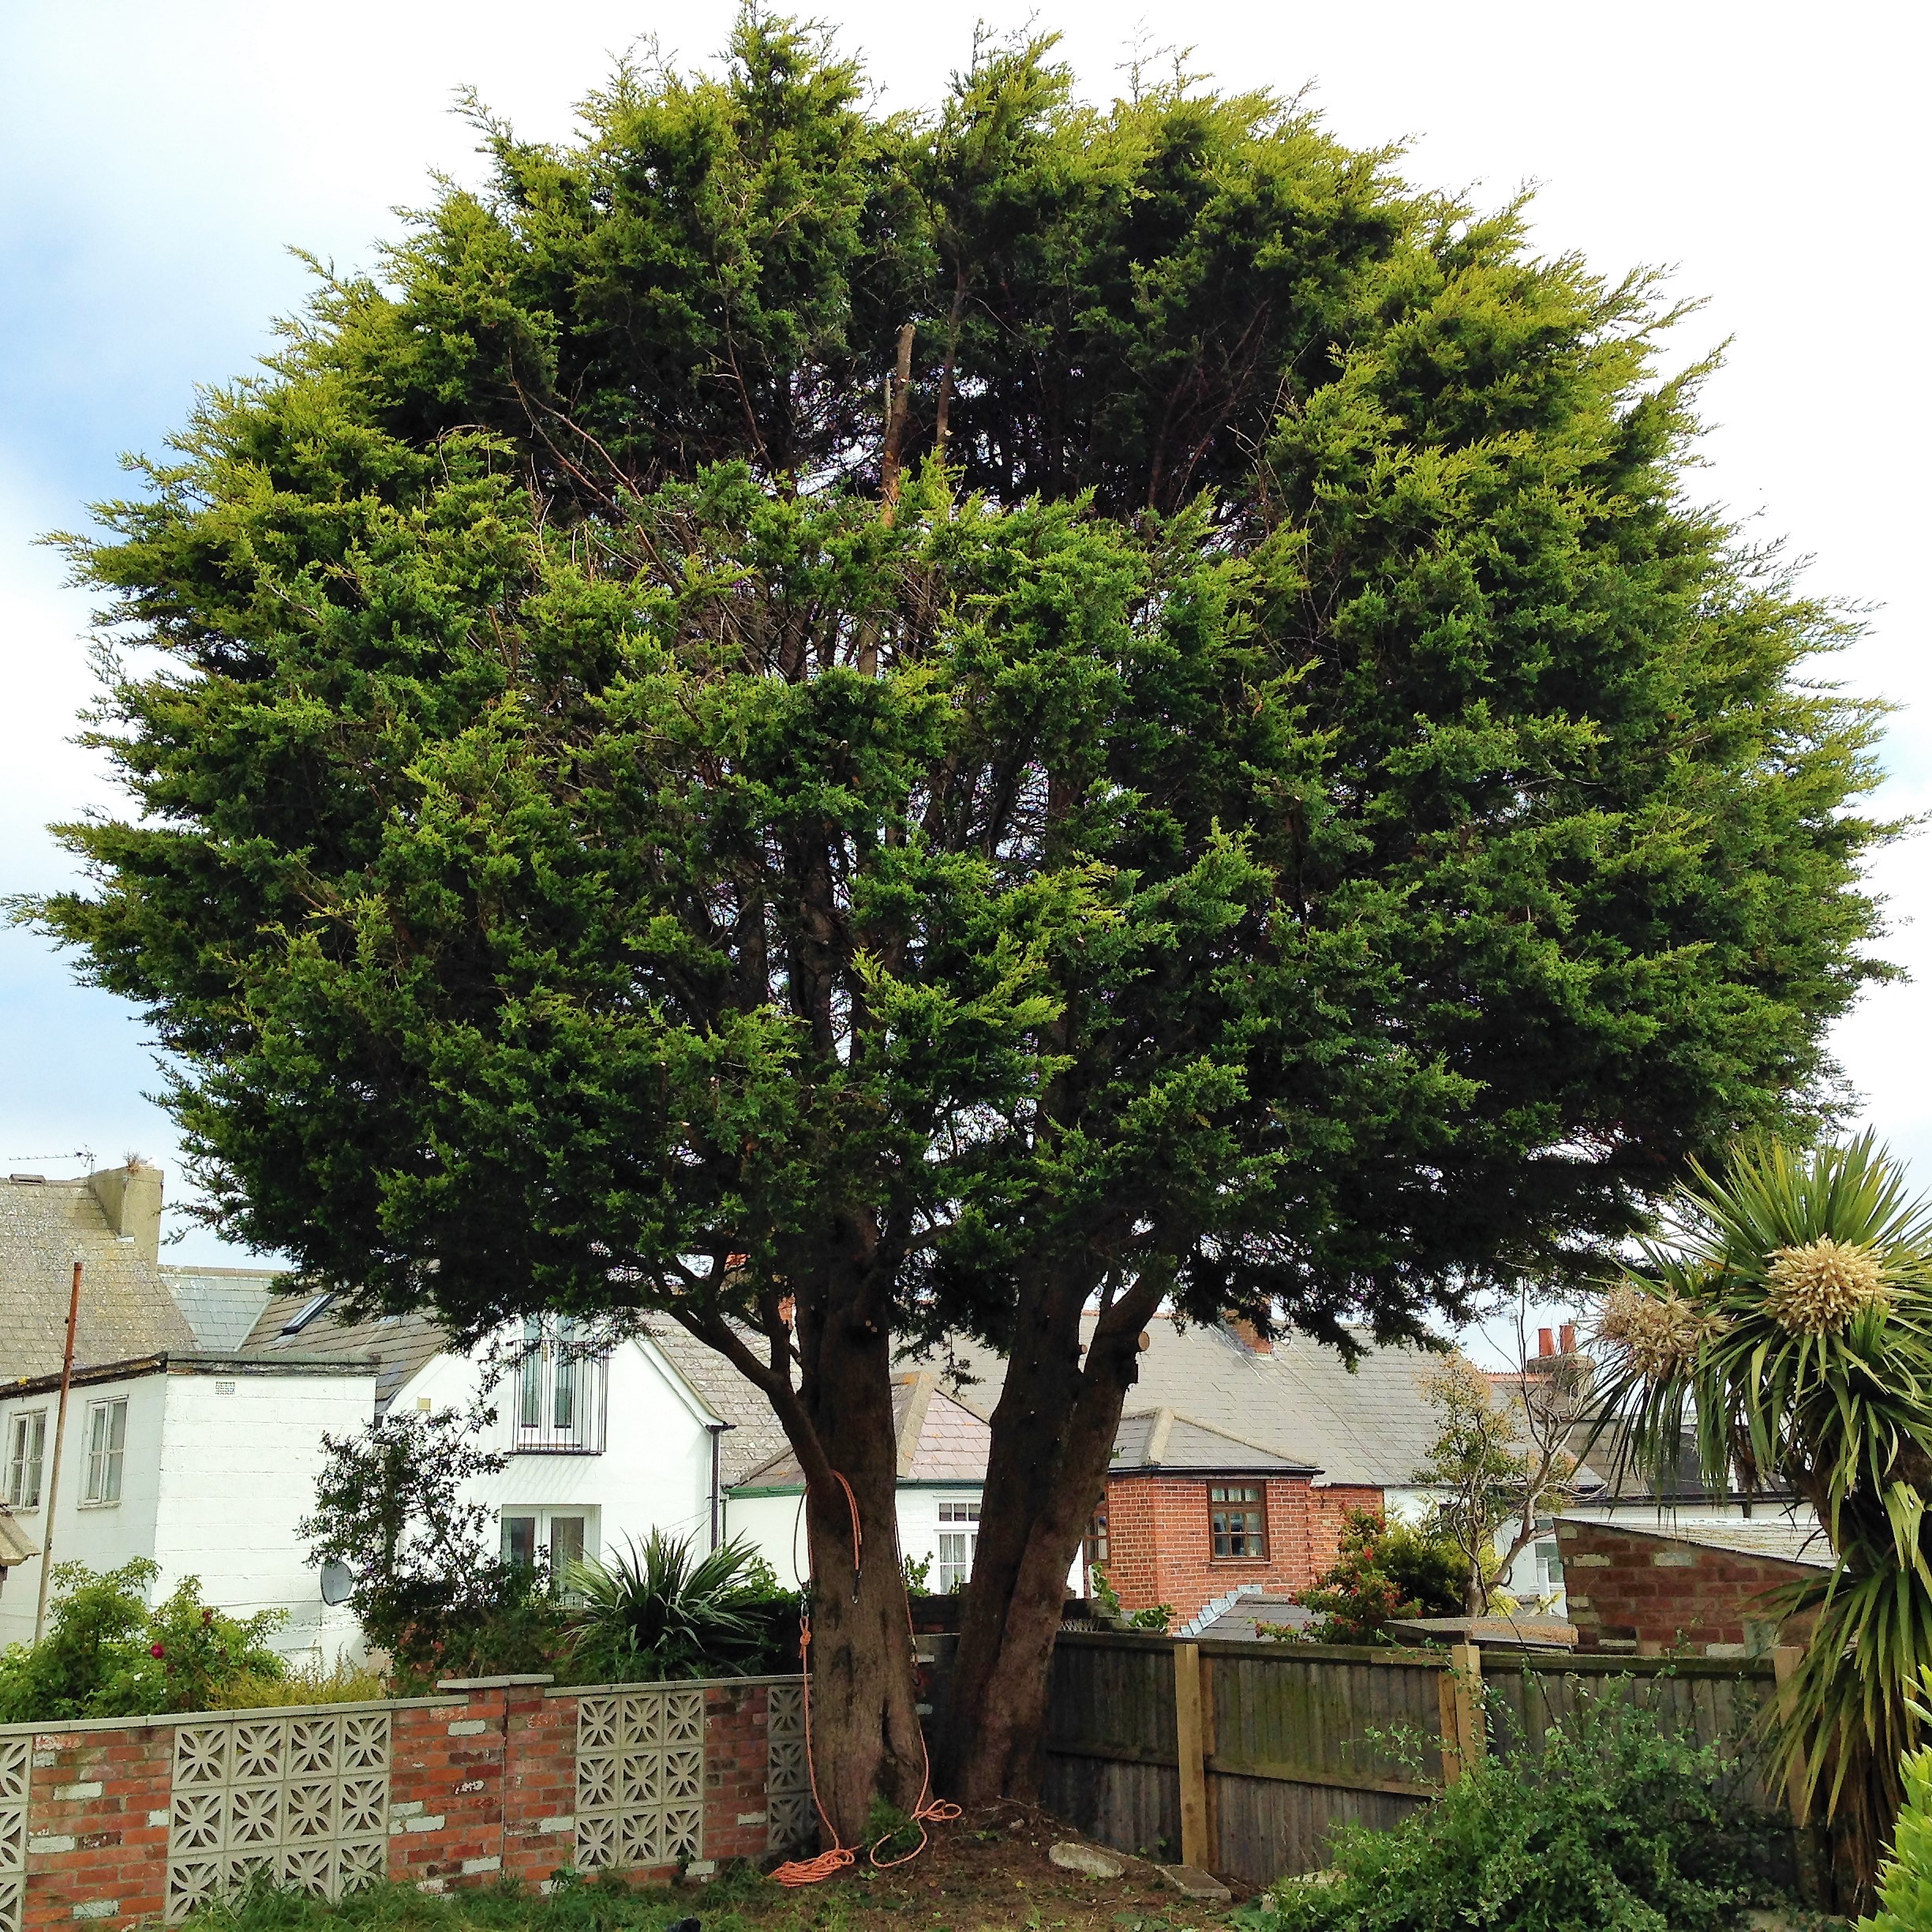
left=0, top=1354, right=374, bottom=1661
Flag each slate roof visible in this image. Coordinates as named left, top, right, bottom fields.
left=637, top=1322, right=794, bottom=1486
left=735, top=1372, right=990, bottom=1490
left=1563, top=1513, right=1834, bottom=1571
left=162, top=1265, right=286, bottom=1352
left=1110, top=1409, right=1316, bottom=1475
left=918, top=1316, right=1457, bottom=1490
left=1191, top=1592, right=1314, bottom=1642
left=239, top=1292, right=447, bottom=1413
left=0, top=1507, right=39, bottom=1568
left=0, top=1171, right=197, bottom=1381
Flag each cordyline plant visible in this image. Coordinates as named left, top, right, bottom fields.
left=1591, top=1133, right=1932, bottom=1908
left=23, top=14, right=1893, bottom=1832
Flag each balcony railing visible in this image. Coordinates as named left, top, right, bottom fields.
left=510, top=1339, right=608, bottom=1454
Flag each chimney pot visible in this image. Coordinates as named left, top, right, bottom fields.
left=1559, top=1321, right=1578, bottom=1355
left=1537, top=1327, right=1556, bottom=1358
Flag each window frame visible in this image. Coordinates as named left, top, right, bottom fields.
left=81, top=1397, right=128, bottom=1507
left=1208, top=1482, right=1268, bottom=1561
left=6, top=1409, right=46, bottom=1510
left=936, top=1496, right=980, bottom=1593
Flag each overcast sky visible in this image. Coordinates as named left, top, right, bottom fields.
left=2, top=1, right=1925, bottom=1335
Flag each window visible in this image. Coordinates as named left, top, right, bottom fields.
left=1083, top=1507, right=1110, bottom=1596
left=937, top=1498, right=979, bottom=1593
left=6, top=1410, right=46, bottom=1509
left=1536, top=1541, right=1563, bottom=1591
left=511, top=1319, right=607, bottom=1453
left=83, top=1398, right=127, bottom=1506
left=1209, top=1484, right=1267, bottom=1559
left=500, top=1508, right=597, bottom=1581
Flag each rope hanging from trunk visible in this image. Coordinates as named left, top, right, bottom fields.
left=771, top=1467, right=958, bottom=1886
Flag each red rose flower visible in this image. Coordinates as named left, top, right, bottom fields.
left=151, top=1643, right=166, bottom=1658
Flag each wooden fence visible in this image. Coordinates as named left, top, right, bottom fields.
left=1036, top=1631, right=1792, bottom=1889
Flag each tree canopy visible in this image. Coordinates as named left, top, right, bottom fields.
left=29, top=12, right=1893, bottom=1819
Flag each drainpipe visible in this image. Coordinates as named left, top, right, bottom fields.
left=707, top=1421, right=733, bottom=1551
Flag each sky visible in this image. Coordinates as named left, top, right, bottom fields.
left=1, top=1, right=1926, bottom=1336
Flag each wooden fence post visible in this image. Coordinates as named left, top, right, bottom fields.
left=1438, top=1642, right=1484, bottom=1785
left=1772, top=1644, right=1825, bottom=1908
left=1174, top=1641, right=1211, bottom=1870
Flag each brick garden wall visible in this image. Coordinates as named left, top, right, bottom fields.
left=8, top=1673, right=807, bottom=1932
left=1102, top=1475, right=1384, bottom=1621
left=1556, top=1521, right=1822, bottom=1655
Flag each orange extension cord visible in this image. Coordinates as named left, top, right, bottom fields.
left=771, top=1470, right=960, bottom=1886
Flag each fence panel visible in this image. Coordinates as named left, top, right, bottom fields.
left=1041, top=1632, right=1795, bottom=1890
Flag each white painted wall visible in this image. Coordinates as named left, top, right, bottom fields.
left=725, top=1489, right=809, bottom=1586
left=0, top=1365, right=374, bottom=1661
left=398, top=1334, right=727, bottom=1571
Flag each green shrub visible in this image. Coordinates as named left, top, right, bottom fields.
left=219, top=1657, right=389, bottom=1708
left=1279, top=1508, right=1467, bottom=1646
left=564, top=1531, right=793, bottom=1683
left=1862, top=1742, right=1932, bottom=1932
left=0, top=1561, right=287, bottom=1721
left=1250, top=1684, right=1786, bottom=1932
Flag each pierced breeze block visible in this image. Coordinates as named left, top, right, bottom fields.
left=573, top=1687, right=704, bottom=1873
left=765, top=1683, right=813, bottom=1854
left=166, top=1709, right=391, bottom=1921
left=0, top=1736, right=27, bottom=1932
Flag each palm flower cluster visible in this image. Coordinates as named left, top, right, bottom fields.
left=1597, top=1282, right=1724, bottom=1380
left=1763, top=1235, right=1889, bottom=1335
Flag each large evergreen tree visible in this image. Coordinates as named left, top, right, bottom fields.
left=31, top=17, right=1889, bottom=1825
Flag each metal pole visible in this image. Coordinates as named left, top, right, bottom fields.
left=33, top=1260, right=82, bottom=1643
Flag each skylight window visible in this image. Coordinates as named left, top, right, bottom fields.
left=280, top=1291, right=335, bottom=1335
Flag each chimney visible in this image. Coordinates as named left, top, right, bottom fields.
left=1225, top=1315, right=1272, bottom=1356
left=1559, top=1321, right=1578, bottom=1355
left=88, top=1159, right=163, bottom=1267
left=1537, top=1327, right=1556, bottom=1358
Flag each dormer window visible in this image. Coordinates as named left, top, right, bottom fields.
left=512, top=1319, right=607, bottom=1454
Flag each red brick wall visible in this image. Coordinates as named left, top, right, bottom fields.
left=1557, top=1521, right=1819, bottom=1655
left=13, top=1674, right=802, bottom=1930
left=1102, top=1474, right=1384, bottom=1621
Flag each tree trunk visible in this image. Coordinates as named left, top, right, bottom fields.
left=788, top=1267, right=927, bottom=1846
left=941, top=1285, right=1158, bottom=1802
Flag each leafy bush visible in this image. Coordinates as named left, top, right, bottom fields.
left=301, top=1403, right=564, bottom=1690
left=219, top=1657, right=389, bottom=1708
left=564, top=1531, right=793, bottom=1683
left=1251, top=1685, right=1786, bottom=1932
left=1862, top=1739, right=1932, bottom=1931
left=1282, top=1508, right=1467, bottom=1645
left=0, top=1561, right=287, bottom=1721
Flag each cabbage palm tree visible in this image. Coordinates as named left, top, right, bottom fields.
left=1591, top=1133, right=1932, bottom=1906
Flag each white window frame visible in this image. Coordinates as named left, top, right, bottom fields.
left=499, top=1506, right=599, bottom=1575
left=511, top=1319, right=608, bottom=1454
left=937, top=1496, right=980, bottom=1593
left=81, top=1397, right=128, bottom=1507
left=6, top=1410, right=46, bottom=1509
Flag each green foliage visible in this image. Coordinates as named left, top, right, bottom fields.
left=1251, top=1688, right=1784, bottom=1932
left=564, top=1531, right=792, bottom=1683
left=901, top=1552, right=933, bottom=1593
left=1411, top=1358, right=1576, bottom=1617
left=1593, top=1133, right=1932, bottom=1896
left=18, top=6, right=1898, bottom=1807
left=0, top=1561, right=287, bottom=1722
left=299, top=1406, right=562, bottom=1690
left=1286, top=1508, right=1466, bottom=1645
left=218, top=1657, right=389, bottom=1708
left=1861, top=1740, right=1932, bottom=1932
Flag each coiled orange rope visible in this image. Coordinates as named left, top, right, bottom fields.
left=771, top=1469, right=958, bottom=1885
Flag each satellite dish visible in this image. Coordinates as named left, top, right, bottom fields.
left=319, top=1560, right=354, bottom=1607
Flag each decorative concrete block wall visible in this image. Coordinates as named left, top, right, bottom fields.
left=6, top=1673, right=809, bottom=1932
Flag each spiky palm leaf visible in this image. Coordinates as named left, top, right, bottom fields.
left=1590, top=1134, right=1932, bottom=1904
left=563, top=1530, right=781, bottom=1683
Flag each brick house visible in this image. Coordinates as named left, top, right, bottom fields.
left=1557, top=1515, right=1829, bottom=1655
left=1089, top=1410, right=1380, bottom=1623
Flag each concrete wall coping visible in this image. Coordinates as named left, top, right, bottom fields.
left=542, top=1672, right=807, bottom=1697
left=0, top=1692, right=465, bottom=1738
